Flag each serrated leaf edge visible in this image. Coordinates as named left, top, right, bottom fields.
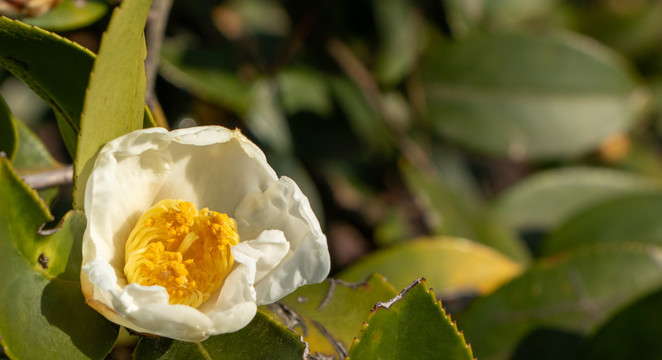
left=348, top=278, right=475, bottom=360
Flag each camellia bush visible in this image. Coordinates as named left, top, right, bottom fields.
left=3, top=0, right=662, bottom=359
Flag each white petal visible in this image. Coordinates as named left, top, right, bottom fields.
left=233, top=177, right=330, bottom=305
left=82, top=258, right=214, bottom=341
left=200, top=230, right=289, bottom=333
left=81, top=126, right=330, bottom=341
left=82, top=128, right=173, bottom=276
left=155, top=127, right=278, bottom=214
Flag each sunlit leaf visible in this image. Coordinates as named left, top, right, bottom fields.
left=73, top=0, right=153, bottom=209
left=23, top=0, right=108, bottom=32
left=458, top=243, right=662, bottom=360
left=542, top=192, right=662, bottom=255
left=0, top=16, right=154, bottom=159
left=0, top=158, right=118, bottom=359
left=339, top=237, right=523, bottom=297
left=347, top=279, right=473, bottom=360
left=265, top=274, right=397, bottom=359
left=0, top=16, right=95, bottom=156
left=493, top=167, right=662, bottom=231
left=423, top=32, right=649, bottom=160
left=133, top=312, right=308, bottom=360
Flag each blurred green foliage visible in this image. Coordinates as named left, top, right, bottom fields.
left=4, top=0, right=662, bottom=358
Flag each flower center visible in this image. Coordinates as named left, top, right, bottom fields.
left=124, top=199, right=239, bottom=308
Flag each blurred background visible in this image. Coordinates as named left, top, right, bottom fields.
left=4, top=0, right=662, bottom=358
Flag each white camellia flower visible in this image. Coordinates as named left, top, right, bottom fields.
left=80, top=126, right=330, bottom=342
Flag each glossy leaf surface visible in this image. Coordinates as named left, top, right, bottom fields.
left=0, top=158, right=118, bottom=359
left=459, top=243, right=662, bottom=360
left=424, top=32, right=648, bottom=160
left=267, top=274, right=397, bottom=359
left=494, top=167, right=662, bottom=231
left=0, top=16, right=95, bottom=156
left=338, top=237, right=522, bottom=296
left=73, top=0, right=152, bottom=208
left=347, top=279, right=473, bottom=360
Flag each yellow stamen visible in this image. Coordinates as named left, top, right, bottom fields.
left=124, top=199, right=239, bottom=308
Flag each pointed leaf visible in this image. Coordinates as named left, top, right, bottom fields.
left=0, top=17, right=155, bottom=159
left=266, top=274, right=398, bottom=359
left=338, top=237, right=522, bottom=297
left=73, top=0, right=153, bottom=209
left=423, top=32, right=649, bottom=160
left=0, top=157, right=118, bottom=359
left=347, top=279, right=473, bottom=360
left=494, top=167, right=662, bottom=231
left=458, top=243, right=662, bottom=360
left=133, top=312, right=309, bottom=360
left=0, top=16, right=95, bottom=156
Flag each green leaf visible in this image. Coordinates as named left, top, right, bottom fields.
left=0, top=158, right=118, bottom=359
left=13, top=120, right=61, bottom=172
left=277, top=67, right=332, bottom=116
left=423, top=32, right=649, bottom=160
left=0, top=16, right=154, bottom=162
left=400, top=160, right=530, bottom=264
left=73, top=0, right=153, bottom=209
left=160, top=40, right=254, bottom=114
left=493, top=167, right=662, bottom=231
left=372, top=0, right=420, bottom=85
left=0, top=16, right=95, bottom=156
left=347, top=279, right=474, bottom=360
left=338, top=237, right=523, bottom=297
left=245, top=79, right=292, bottom=153
left=0, top=94, right=17, bottom=161
left=133, top=312, right=309, bottom=360
left=458, top=243, right=662, bottom=360
left=23, top=0, right=108, bottom=32
left=328, top=76, right=393, bottom=155
left=542, top=192, right=662, bottom=255
left=13, top=120, right=63, bottom=205
left=576, top=288, right=662, bottom=359
left=266, top=274, right=397, bottom=359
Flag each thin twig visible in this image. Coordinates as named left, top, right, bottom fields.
left=326, top=38, right=436, bottom=175
left=22, top=164, right=73, bottom=189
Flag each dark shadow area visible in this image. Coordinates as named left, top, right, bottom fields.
left=511, top=328, right=585, bottom=360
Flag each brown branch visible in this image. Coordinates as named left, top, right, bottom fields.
left=22, top=164, right=73, bottom=189
left=326, top=38, right=435, bottom=175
